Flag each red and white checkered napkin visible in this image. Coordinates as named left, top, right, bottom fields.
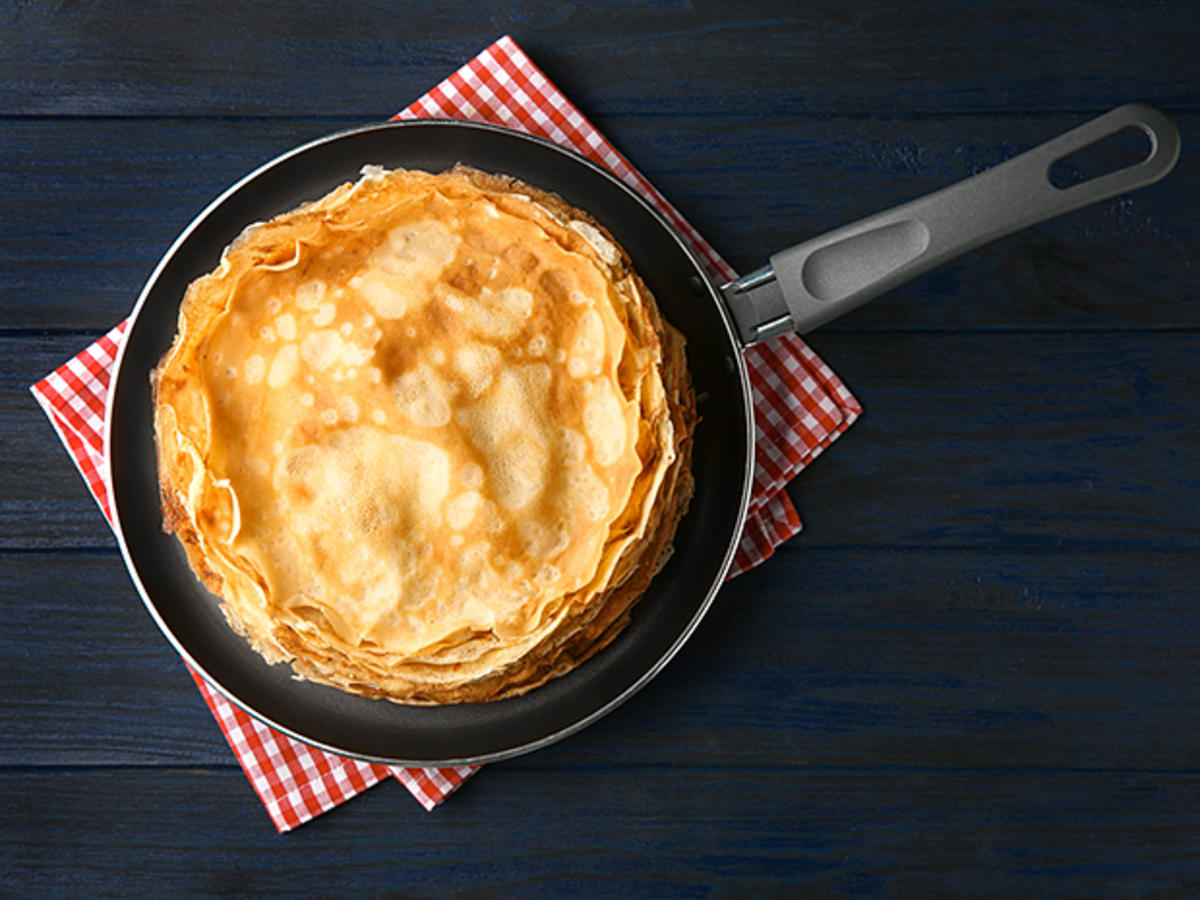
left=30, top=35, right=860, bottom=832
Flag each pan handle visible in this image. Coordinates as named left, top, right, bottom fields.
left=721, top=103, right=1181, bottom=343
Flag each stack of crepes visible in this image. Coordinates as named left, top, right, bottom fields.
left=152, top=164, right=696, bottom=705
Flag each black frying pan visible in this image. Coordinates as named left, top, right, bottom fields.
left=108, top=106, right=1179, bottom=765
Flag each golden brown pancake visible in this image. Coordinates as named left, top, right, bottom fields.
left=153, top=164, right=694, bottom=704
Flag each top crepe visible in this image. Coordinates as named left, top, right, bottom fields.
left=153, top=164, right=695, bottom=704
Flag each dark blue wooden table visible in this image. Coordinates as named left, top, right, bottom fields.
left=3, top=2, right=1198, bottom=894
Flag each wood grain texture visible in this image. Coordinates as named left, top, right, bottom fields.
left=4, top=1, right=1199, bottom=892
left=2, top=114, right=1194, bottom=332
left=1, top=0, right=1196, bottom=117
left=793, top=331, right=1200, bottom=550
left=5, top=547, right=1199, bottom=771
left=2, top=335, right=118, bottom=549
left=4, top=767, right=1200, bottom=896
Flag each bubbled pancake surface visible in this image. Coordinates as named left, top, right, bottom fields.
left=153, top=165, right=695, bottom=704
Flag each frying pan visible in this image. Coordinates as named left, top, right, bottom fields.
left=107, top=104, right=1180, bottom=765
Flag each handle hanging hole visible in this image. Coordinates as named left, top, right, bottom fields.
left=1049, top=125, right=1153, bottom=190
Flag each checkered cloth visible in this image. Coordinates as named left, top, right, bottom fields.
left=30, top=34, right=860, bottom=832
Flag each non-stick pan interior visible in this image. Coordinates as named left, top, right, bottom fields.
left=109, top=120, right=752, bottom=764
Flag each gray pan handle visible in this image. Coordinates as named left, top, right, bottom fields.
left=722, top=103, right=1181, bottom=343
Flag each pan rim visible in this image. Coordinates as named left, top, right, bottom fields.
left=104, top=118, right=756, bottom=766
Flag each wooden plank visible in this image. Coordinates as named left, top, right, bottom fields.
left=5, top=547, right=1199, bottom=771
left=792, top=330, right=1200, bottom=550
left=6, top=331, right=1197, bottom=550
left=2, top=114, right=1195, bottom=333
left=0, top=551, right=227, bottom=765
left=0, top=1, right=1195, bottom=117
left=3, top=766, right=1200, bottom=894
left=1, top=335, right=118, bottom=549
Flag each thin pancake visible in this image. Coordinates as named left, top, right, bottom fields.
left=153, top=164, right=695, bottom=703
